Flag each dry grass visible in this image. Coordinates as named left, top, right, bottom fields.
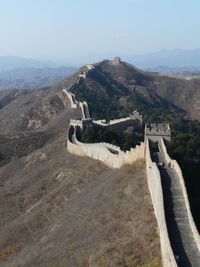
left=125, top=159, right=146, bottom=170
left=0, top=243, right=21, bottom=262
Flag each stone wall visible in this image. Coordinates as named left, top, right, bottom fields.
left=63, top=89, right=78, bottom=109
left=64, top=63, right=199, bottom=265
left=146, top=138, right=177, bottom=267
left=94, top=116, right=141, bottom=131
left=67, top=126, right=85, bottom=157
left=65, top=68, right=144, bottom=168
left=160, top=138, right=200, bottom=252
left=79, top=101, right=90, bottom=119
left=67, top=125, right=145, bottom=169
left=70, top=119, right=83, bottom=128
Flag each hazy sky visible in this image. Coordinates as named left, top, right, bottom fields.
left=0, top=0, right=200, bottom=65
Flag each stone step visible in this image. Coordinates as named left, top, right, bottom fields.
left=172, top=248, right=200, bottom=261
left=166, top=210, right=188, bottom=219
left=166, top=218, right=190, bottom=227
left=171, top=251, right=200, bottom=267
left=165, top=206, right=188, bottom=213
left=162, top=179, right=180, bottom=186
left=164, top=189, right=183, bottom=196
left=169, top=233, right=195, bottom=245
left=164, top=197, right=186, bottom=205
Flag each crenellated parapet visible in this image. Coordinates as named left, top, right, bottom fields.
left=65, top=68, right=144, bottom=167
left=67, top=123, right=145, bottom=169
left=93, top=110, right=142, bottom=131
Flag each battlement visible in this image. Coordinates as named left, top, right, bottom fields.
left=94, top=111, right=142, bottom=126
left=70, top=119, right=82, bottom=128
left=67, top=124, right=145, bottom=168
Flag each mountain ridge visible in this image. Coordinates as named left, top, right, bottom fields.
left=70, top=59, right=200, bottom=121
left=0, top=56, right=58, bottom=72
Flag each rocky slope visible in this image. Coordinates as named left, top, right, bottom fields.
left=0, top=81, right=161, bottom=266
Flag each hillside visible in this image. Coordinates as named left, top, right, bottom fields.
left=0, top=67, right=76, bottom=90
left=71, top=59, right=200, bottom=121
left=0, top=83, right=161, bottom=266
left=1, top=58, right=200, bottom=266
left=70, top=59, right=200, bottom=230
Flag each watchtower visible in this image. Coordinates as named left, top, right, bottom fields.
left=112, top=57, right=121, bottom=65
left=145, top=123, right=171, bottom=142
left=130, top=110, right=143, bottom=124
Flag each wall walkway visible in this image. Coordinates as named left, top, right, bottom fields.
left=146, top=139, right=177, bottom=267
left=150, top=138, right=200, bottom=266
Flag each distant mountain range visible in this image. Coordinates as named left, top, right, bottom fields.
left=0, top=67, right=76, bottom=90
left=125, top=49, right=200, bottom=73
left=0, top=56, right=76, bottom=90
left=0, top=56, right=58, bottom=72
left=145, top=65, right=200, bottom=75
left=2, top=50, right=200, bottom=90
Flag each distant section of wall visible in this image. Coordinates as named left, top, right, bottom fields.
left=86, top=64, right=95, bottom=71
left=160, top=138, right=200, bottom=252
left=67, top=124, right=145, bottom=168
left=65, top=65, right=144, bottom=168
left=63, top=88, right=90, bottom=119
left=78, top=72, right=87, bottom=79
left=63, top=89, right=78, bottom=109
left=94, top=111, right=142, bottom=131
left=79, top=101, right=90, bottom=119
left=146, top=139, right=177, bottom=267
left=70, top=119, right=83, bottom=128
left=78, top=64, right=95, bottom=79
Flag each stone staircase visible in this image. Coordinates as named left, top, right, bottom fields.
left=151, top=142, right=200, bottom=267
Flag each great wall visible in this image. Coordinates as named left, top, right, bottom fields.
left=63, top=59, right=200, bottom=267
